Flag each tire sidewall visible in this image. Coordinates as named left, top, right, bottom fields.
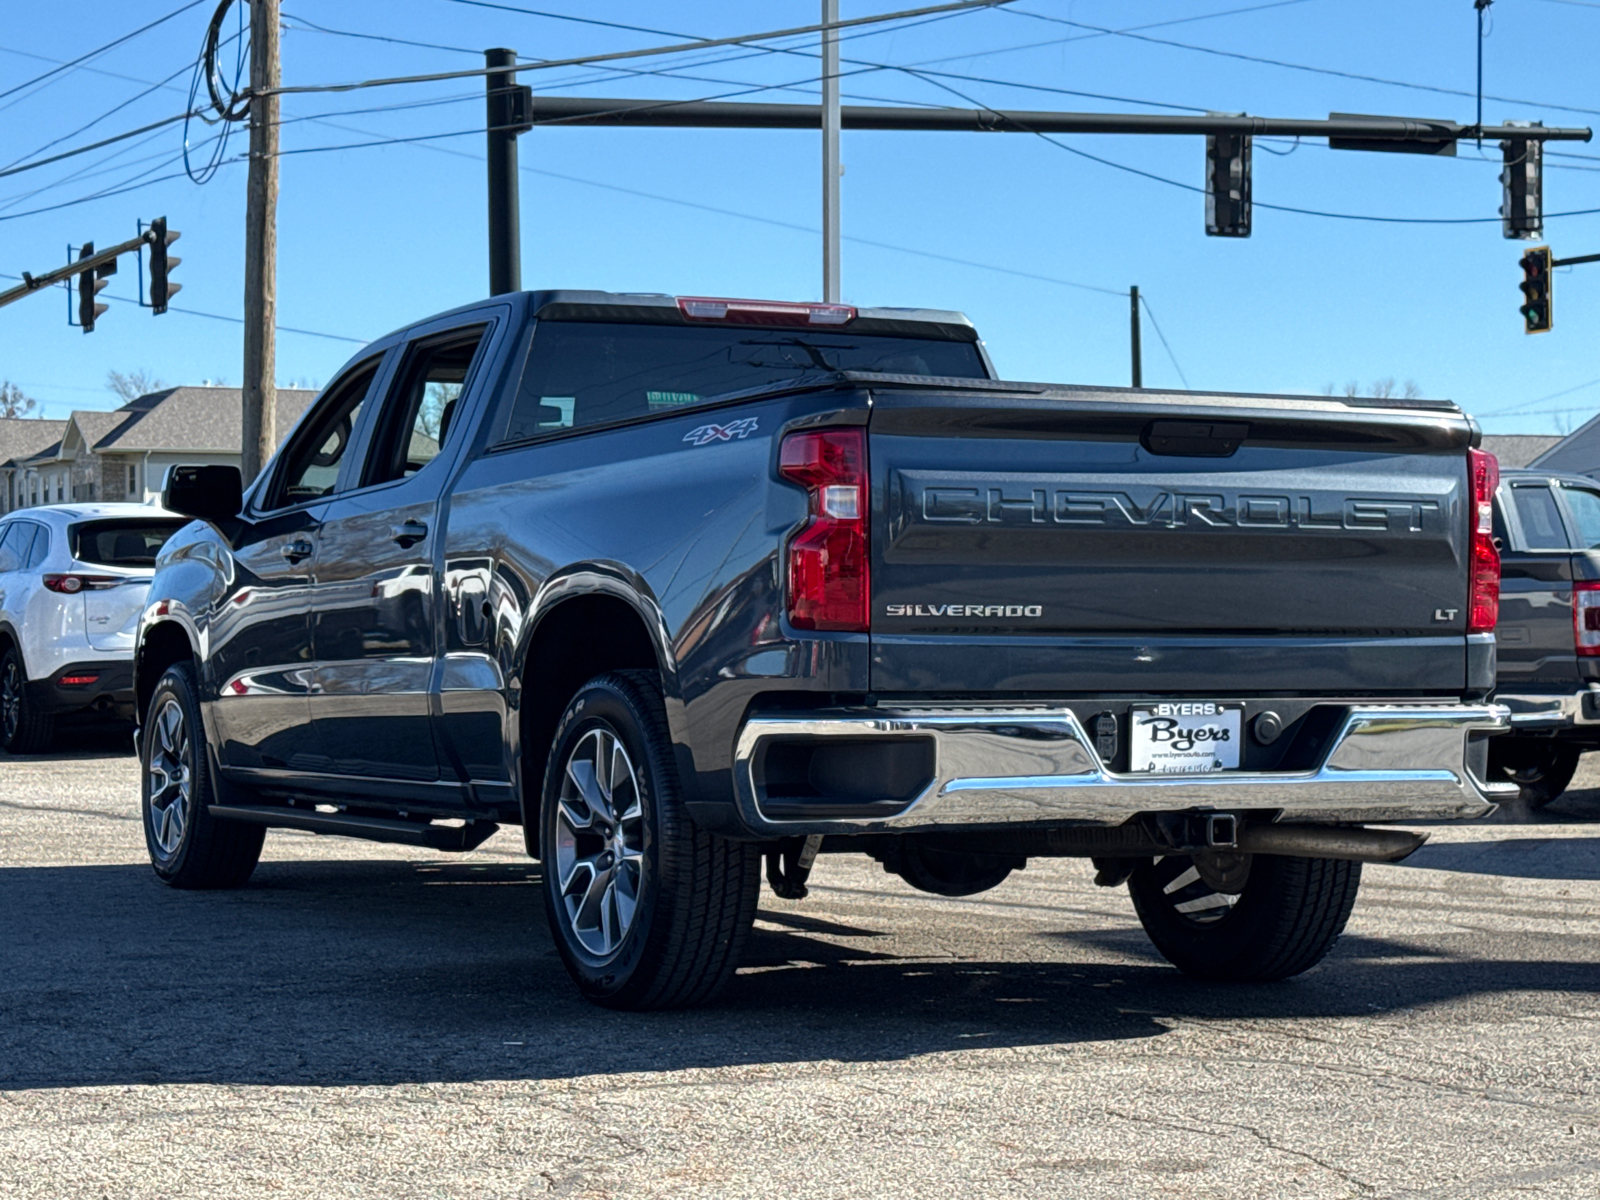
left=1130, top=853, right=1301, bottom=974
left=540, top=680, right=666, bottom=1000
left=141, top=665, right=206, bottom=880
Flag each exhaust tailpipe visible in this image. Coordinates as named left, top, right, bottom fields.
left=1236, top=823, right=1428, bottom=864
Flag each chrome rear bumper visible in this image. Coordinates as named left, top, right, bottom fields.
left=733, top=703, right=1514, bottom=836
left=1496, top=686, right=1600, bottom=729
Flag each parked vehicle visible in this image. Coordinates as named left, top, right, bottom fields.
left=0, top=503, right=186, bottom=752
left=134, top=290, right=1513, bottom=1009
left=1488, top=467, right=1600, bottom=806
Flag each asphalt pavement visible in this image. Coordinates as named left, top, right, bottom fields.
left=1, top=734, right=1597, bottom=1198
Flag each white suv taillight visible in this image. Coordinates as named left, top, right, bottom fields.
left=778, top=428, right=869, bottom=632
left=41, top=574, right=120, bottom=594
left=1467, top=448, right=1500, bottom=634
left=1575, top=582, right=1600, bottom=657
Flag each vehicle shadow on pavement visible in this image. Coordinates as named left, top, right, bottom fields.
left=3, top=857, right=1596, bottom=1092
left=1402, top=836, right=1600, bottom=879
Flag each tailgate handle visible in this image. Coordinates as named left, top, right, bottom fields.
left=1141, top=420, right=1249, bottom=458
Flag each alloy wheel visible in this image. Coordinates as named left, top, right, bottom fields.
left=554, top=725, right=645, bottom=958
left=1152, top=854, right=1241, bottom=926
left=146, top=697, right=193, bottom=857
left=0, top=659, right=19, bottom=744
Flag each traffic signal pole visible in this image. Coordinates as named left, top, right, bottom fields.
left=1129, top=286, right=1142, bottom=388
left=0, top=230, right=153, bottom=311
left=241, top=0, right=280, bottom=486
left=486, top=48, right=523, bottom=296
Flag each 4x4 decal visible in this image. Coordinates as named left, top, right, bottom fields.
left=683, top=417, right=759, bottom=446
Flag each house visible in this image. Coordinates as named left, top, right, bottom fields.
left=1481, top=434, right=1565, bottom=470
left=6, top=386, right=316, bottom=510
left=0, top=417, right=69, bottom=513
left=1529, top=415, right=1600, bottom=479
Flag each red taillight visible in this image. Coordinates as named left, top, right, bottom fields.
left=1468, top=448, right=1500, bottom=634
left=677, top=296, right=856, bottom=327
left=779, top=428, right=869, bottom=632
left=58, top=673, right=100, bottom=687
left=1575, top=582, right=1600, bottom=656
left=42, top=574, right=120, bottom=594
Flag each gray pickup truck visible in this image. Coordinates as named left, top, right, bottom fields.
left=1488, top=467, right=1600, bottom=805
left=134, top=290, right=1512, bottom=1009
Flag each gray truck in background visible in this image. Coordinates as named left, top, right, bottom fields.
left=133, top=290, right=1514, bottom=1009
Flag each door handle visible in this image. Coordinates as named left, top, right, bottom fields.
left=281, top=539, right=314, bottom=564
left=392, top=520, right=428, bottom=548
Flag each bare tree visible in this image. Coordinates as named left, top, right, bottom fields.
left=0, top=381, right=37, bottom=419
left=1326, top=378, right=1425, bottom=399
left=1369, top=377, right=1397, bottom=399
left=106, top=368, right=166, bottom=403
left=1403, top=380, right=1422, bottom=399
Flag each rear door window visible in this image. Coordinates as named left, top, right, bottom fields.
left=1511, top=484, right=1569, bottom=550
left=1561, top=486, right=1600, bottom=549
left=363, top=326, right=488, bottom=486
left=70, top=520, right=187, bottom=567
left=500, top=321, right=989, bottom=442
left=0, top=523, right=27, bottom=573
left=23, top=523, right=49, bottom=569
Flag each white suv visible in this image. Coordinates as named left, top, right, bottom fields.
left=0, top=504, right=187, bottom=753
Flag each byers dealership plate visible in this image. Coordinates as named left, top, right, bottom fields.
left=1128, top=702, right=1243, bottom=773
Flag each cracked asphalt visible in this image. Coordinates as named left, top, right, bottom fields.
left=1, top=735, right=1598, bottom=1198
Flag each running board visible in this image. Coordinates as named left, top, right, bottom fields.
left=208, top=804, right=499, bottom=852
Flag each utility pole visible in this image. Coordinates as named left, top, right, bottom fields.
left=1129, top=285, right=1142, bottom=388
left=486, top=48, right=522, bottom=295
left=241, top=0, right=280, bottom=486
left=821, top=0, right=841, bottom=303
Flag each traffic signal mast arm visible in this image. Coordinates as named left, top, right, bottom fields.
left=1552, top=252, right=1600, bottom=268
left=0, top=229, right=154, bottom=311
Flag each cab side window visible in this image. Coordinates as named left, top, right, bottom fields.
left=1562, top=486, right=1600, bottom=549
left=363, top=326, right=487, bottom=487
left=1511, top=484, right=1569, bottom=550
left=266, top=357, right=383, bottom=510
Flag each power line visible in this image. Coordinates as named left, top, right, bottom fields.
left=1138, top=293, right=1191, bottom=388
left=0, top=0, right=206, bottom=106
left=1475, top=376, right=1600, bottom=417
left=263, top=0, right=1011, bottom=98
left=1001, top=7, right=1600, bottom=119
left=0, top=272, right=366, bottom=344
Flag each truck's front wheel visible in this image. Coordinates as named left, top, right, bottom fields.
left=1128, top=852, right=1360, bottom=982
left=540, top=671, right=760, bottom=1009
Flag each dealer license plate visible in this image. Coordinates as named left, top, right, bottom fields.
left=1128, top=702, right=1243, bottom=774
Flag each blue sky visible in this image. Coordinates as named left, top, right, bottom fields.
left=1, top=0, right=1598, bottom=433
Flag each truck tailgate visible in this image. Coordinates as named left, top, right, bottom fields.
left=868, top=385, right=1474, bottom=696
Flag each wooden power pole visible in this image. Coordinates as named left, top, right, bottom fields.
left=241, top=0, right=280, bottom=485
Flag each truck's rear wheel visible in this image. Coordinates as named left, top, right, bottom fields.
left=540, top=670, right=760, bottom=1010
left=1489, top=738, right=1581, bottom=809
left=141, top=662, right=264, bottom=889
left=1129, top=852, right=1360, bottom=982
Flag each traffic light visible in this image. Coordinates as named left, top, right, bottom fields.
left=1518, top=245, right=1552, bottom=334
left=76, top=243, right=111, bottom=333
left=1501, top=134, right=1544, bottom=240
left=148, top=216, right=180, bottom=313
left=1205, top=131, right=1252, bottom=237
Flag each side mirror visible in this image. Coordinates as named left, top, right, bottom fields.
left=162, top=464, right=243, bottom=524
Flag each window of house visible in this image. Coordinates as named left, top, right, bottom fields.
left=55, top=476, right=64, bottom=503
left=126, top=464, right=137, bottom=496
left=363, top=326, right=487, bottom=487
left=268, top=356, right=383, bottom=509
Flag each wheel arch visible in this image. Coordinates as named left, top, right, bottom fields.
left=135, top=619, right=200, bottom=727
left=513, top=571, right=677, bottom=858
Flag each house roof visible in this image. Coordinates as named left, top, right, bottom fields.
left=86, top=387, right=318, bottom=453
left=0, top=417, right=68, bottom=469
left=1481, top=434, right=1565, bottom=470
left=1530, top=414, right=1600, bottom=476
